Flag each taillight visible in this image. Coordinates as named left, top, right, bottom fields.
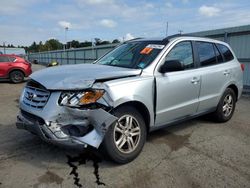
left=240, top=64, right=245, bottom=71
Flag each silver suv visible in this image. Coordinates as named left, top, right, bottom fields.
left=16, top=36, right=243, bottom=163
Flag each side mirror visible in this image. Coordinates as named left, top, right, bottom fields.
left=159, top=60, right=184, bottom=73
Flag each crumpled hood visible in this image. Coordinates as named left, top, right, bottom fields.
left=30, top=64, right=141, bottom=90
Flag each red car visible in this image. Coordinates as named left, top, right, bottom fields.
left=0, top=54, right=32, bottom=83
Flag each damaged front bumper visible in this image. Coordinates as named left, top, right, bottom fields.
left=16, top=91, right=117, bottom=148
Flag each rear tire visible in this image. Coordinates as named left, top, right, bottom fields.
left=102, top=106, right=146, bottom=164
left=10, top=70, right=24, bottom=83
left=213, top=88, right=236, bottom=122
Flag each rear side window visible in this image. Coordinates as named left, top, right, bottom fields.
left=196, top=42, right=217, bottom=67
left=217, top=44, right=234, bottom=62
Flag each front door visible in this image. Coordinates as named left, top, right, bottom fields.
left=155, top=41, right=201, bottom=126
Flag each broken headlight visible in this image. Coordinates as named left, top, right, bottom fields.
left=59, top=90, right=105, bottom=106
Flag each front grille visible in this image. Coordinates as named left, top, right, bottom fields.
left=23, top=85, right=50, bottom=110
left=26, top=80, right=47, bottom=90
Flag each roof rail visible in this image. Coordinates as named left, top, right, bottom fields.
left=162, top=34, right=195, bottom=42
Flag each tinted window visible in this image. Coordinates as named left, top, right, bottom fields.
left=9, top=57, right=16, bottom=62
left=197, top=42, right=216, bottom=67
left=214, top=45, right=223, bottom=63
left=165, top=41, right=194, bottom=69
left=0, top=56, right=10, bottom=63
left=217, top=44, right=234, bottom=62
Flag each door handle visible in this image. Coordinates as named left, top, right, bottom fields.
left=223, top=70, right=230, bottom=76
left=191, top=77, right=200, bottom=84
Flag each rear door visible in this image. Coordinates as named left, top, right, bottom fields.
left=154, top=41, right=201, bottom=126
left=195, top=41, right=234, bottom=112
left=0, top=56, right=11, bottom=77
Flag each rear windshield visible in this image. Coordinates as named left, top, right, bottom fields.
left=96, top=41, right=166, bottom=69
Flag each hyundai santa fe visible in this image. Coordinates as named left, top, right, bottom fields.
left=16, top=36, right=243, bottom=163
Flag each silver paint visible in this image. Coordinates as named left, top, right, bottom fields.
left=30, top=63, right=142, bottom=90
left=17, top=36, right=243, bottom=149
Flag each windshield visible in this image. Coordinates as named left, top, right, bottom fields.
left=96, top=41, right=166, bottom=69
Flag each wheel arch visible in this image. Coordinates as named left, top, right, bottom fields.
left=227, top=84, right=239, bottom=101
left=8, top=68, right=25, bottom=78
left=114, top=101, right=151, bottom=133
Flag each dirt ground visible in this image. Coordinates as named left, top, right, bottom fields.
left=0, top=64, right=249, bottom=188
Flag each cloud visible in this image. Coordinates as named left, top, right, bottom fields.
left=124, top=33, right=134, bottom=41
left=58, top=21, right=72, bottom=29
left=0, top=0, right=36, bottom=15
left=181, top=0, right=189, bottom=3
left=144, top=3, right=154, bottom=9
left=1, top=0, right=249, bottom=46
left=199, top=5, right=221, bottom=17
left=100, top=19, right=117, bottom=28
left=166, top=2, right=173, bottom=8
left=81, top=0, right=113, bottom=5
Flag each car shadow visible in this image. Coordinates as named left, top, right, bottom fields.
left=147, top=116, right=215, bottom=150
left=0, top=79, right=28, bottom=84
left=1, top=116, right=214, bottom=166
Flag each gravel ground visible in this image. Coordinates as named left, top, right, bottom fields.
left=0, top=64, right=249, bottom=188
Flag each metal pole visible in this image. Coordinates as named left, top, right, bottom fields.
left=65, top=27, right=68, bottom=50
left=74, top=50, right=76, bottom=64
left=67, top=51, right=69, bottom=64
left=3, top=42, right=6, bottom=54
left=92, top=38, right=94, bottom=60
left=224, top=32, right=228, bottom=43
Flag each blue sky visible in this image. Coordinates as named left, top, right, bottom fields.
left=1, top=0, right=250, bottom=46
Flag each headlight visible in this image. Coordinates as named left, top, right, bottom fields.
left=59, top=90, right=105, bottom=106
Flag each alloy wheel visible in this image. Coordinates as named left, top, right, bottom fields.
left=222, top=94, right=234, bottom=117
left=113, top=115, right=141, bottom=154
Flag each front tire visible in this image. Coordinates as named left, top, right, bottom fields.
left=9, top=70, right=24, bottom=83
left=213, top=88, right=236, bottom=122
left=102, top=106, right=146, bottom=164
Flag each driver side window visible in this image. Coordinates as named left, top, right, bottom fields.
left=165, top=41, right=194, bottom=69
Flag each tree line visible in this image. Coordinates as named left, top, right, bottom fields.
left=1, top=38, right=120, bottom=53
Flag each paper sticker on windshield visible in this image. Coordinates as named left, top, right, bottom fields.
left=140, top=47, right=153, bottom=55
left=146, top=44, right=165, bottom=49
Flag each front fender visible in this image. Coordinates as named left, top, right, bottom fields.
left=102, top=77, right=155, bottom=127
